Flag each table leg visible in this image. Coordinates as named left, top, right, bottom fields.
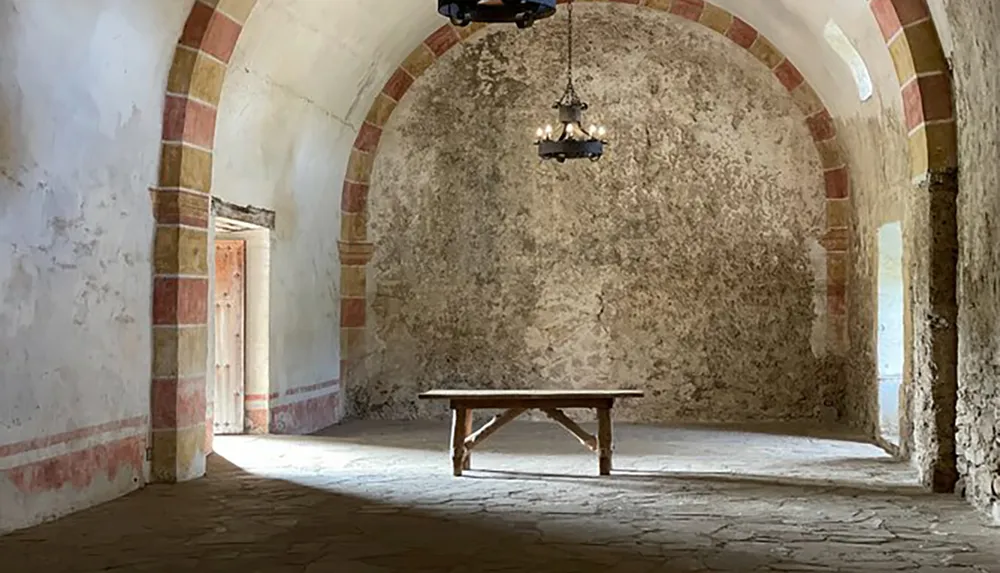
left=451, top=407, right=470, bottom=477
left=463, top=409, right=473, bottom=470
left=597, top=406, right=613, bottom=475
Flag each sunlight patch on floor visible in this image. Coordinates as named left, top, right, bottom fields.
left=213, top=422, right=917, bottom=491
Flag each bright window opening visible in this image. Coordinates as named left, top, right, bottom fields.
left=824, top=20, right=874, bottom=102
left=877, top=222, right=904, bottom=447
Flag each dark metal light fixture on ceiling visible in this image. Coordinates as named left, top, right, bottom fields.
left=534, top=0, right=606, bottom=163
left=438, top=0, right=557, bottom=29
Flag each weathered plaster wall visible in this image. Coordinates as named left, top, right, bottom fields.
left=360, top=5, right=843, bottom=424
left=831, top=22, right=911, bottom=445
left=213, top=29, right=349, bottom=433
left=209, top=0, right=473, bottom=434
left=838, top=109, right=910, bottom=445
left=0, top=0, right=193, bottom=533
left=944, top=0, right=1000, bottom=519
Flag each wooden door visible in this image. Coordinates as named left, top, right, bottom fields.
left=214, top=239, right=246, bottom=435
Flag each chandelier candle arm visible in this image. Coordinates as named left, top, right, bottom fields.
left=533, top=0, right=608, bottom=163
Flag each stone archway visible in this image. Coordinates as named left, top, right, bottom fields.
left=150, top=0, right=958, bottom=486
left=150, top=0, right=253, bottom=482
left=868, top=0, right=959, bottom=492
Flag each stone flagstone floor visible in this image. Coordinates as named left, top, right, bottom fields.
left=1, top=420, right=998, bottom=572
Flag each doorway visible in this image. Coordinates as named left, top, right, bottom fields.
left=210, top=198, right=275, bottom=444
left=877, top=222, right=904, bottom=447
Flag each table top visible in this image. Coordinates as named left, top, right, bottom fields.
left=418, top=389, right=645, bottom=400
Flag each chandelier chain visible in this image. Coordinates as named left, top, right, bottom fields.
left=558, top=0, right=581, bottom=107
left=567, top=0, right=574, bottom=94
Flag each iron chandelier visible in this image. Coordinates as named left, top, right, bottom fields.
left=438, top=0, right=557, bottom=29
left=534, top=0, right=606, bottom=162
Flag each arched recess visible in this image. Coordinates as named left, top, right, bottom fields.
left=149, top=0, right=957, bottom=487
left=337, top=0, right=854, bottom=406
left=867, top=0, right=959, bottom=492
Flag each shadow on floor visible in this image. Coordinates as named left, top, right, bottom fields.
left=0, top=454, right=839, bottom=573
left=467, top=467, right=930, bottom=496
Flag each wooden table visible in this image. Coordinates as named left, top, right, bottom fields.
left=417, top=389, right=644, bottom=477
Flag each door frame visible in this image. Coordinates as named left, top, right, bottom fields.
left=210, top=198, right=274, bottom=442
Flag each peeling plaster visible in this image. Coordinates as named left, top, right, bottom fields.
left=0, top=0, right=191, bottom=533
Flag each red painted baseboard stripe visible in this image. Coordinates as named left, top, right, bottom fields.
left=2, top=435, right=146, bottom=494
left=269, top=391, right=339, bottom=435
left=244, top=380, right=342, bottom=434
left=1, top=379, right=338, bottom=467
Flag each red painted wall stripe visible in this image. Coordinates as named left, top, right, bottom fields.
left=245, top=393, right=279, bottom=401
left=671, top=0, right=705, bottom=21
left=382, top=68, right=415, bottom=102
left=285, top=379, right=338, bottom=396
left=151, top=376, right=209, bottom=430
left=424, top=25, right=461, bottom=57
left=0, top=416, right=147, bottom=458
left=870, top=0, right=904, bottom=41
left=806, top=110, right=837, bottom=143
left=341, top=298, right=366, bottom=328
left=341, top=181, right=369, bottom=213
left=179, top=1, right=243, bottom=64
left=354, top=122, right=383, bottom=153
left=726, top=17, right=758, bottom=49
left=244, top=380, right=339, bottom=403
left=774, top=59, right=805, bottom=91
left=162, top=95, right=218, bottom=150
left=890, top=0, right=931, bottom=27
left=152, top=277, right=209, bottom=326
left=824, top=167, right=851, bottom=199
left=901, top=79, right=925, bottom=130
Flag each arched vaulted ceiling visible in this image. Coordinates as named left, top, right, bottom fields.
left=220, top=0, right=903, bottom=136
left=208, top=0, right=912, bottom=233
